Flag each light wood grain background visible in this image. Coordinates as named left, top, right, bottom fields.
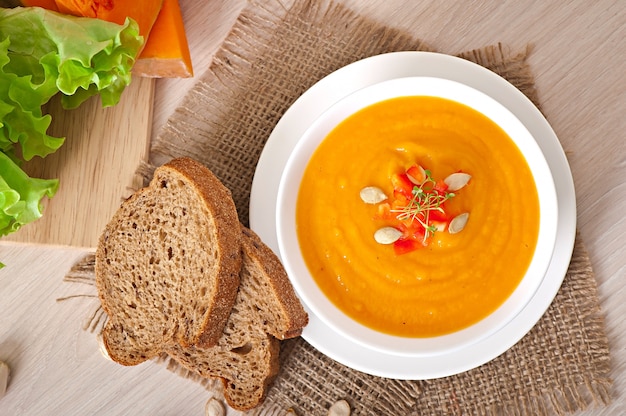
left=4, top=77, right=154, bottom=248
left=0, top=1, right=624, bottom=415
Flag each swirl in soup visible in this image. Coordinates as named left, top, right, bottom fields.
left=296, top=96, right=540, bottom=337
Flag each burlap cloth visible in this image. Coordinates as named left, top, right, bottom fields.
left=65, top=0, right=613, bottom=414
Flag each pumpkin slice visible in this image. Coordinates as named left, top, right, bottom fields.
left=12, top=0, right=192, bottom=78
left=133, top=0, right=193, bottom=78
left=54, top=0, right=163, bottom=40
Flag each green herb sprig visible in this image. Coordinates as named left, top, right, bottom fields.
left=391, top=170, right=455, bottom=242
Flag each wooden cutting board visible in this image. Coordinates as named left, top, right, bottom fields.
left=4, top=76, right=155, bottom=249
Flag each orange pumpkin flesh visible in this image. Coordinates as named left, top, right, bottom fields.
left=54, top=0, right=164, bottom=41
left=7, top=0, right=193, bottom=78
left=132, top=0, right=193, bottom=78
left=49, top=0, right=193, bottom=78
left=9, top=0, right=193, bottom=78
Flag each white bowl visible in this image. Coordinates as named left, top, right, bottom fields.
left=276, top=76, right=558, bottom=357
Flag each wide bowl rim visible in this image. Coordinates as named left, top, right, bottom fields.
left=276, top=75, right=559, bottom=357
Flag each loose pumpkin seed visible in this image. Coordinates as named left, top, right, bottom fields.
left=328, top=400, right=351, bottom=416
left=205, top=397, right=225, bottom=416
left=0, top=361, right=9, bottom=399
left=96, top=333, right=112, bottom=362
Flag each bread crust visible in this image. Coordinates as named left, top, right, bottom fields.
left=165, top=227, right=308, bottom=410
left=96, top=158, right=242, bottom=365
left=165, top=158, right=243, bottom=348
left=95, top=156, right=308, bottom=410
left=241, top=227, right=309, bottom=338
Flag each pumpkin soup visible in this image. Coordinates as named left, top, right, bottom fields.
left=295, top=96, right=540, bottom=337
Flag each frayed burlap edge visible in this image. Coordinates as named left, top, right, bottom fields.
left=59, top=236, right=611, bottom=415
left=135, top=0, right=431, bottom=226
left=457, top=43, right=540, bottom=110
left=60, top=0, right=612, bottom=414
left=413, top=235, right=611, bottom=416
left=59, top=254, right=223, bottom=395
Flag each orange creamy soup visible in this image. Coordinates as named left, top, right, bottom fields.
left=296, top=96, right=540, bottom=337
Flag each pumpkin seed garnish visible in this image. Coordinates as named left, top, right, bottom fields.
left=374, top=227, right=403, bottom=244
left=359, top=186, right=387, bottom=204
left=444, top=172, right=472, bottom=191
left=391, top=169, right=455, bottom=243
left=448, top=212, right=470, bottom=234
left=361, top=164, right=472, bottom=253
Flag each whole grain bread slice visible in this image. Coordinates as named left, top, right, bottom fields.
left=95, top=157, right=242, bottom=366
left=166, top=227, right=309, bottom=410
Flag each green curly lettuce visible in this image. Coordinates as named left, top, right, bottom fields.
left=0, top=150, right=58, bottom=236
left=0, top=7, right=143, bottom=246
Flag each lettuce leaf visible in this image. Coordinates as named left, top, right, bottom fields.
left=0, top=151, right=58, bottom=237
left=0, top=7, right=143, bottom=242
left=0, top=7, right=143, bottom=159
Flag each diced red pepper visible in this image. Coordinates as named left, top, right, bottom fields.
left=428, top=207, right=449, bottom=222
left=406, top=164, right=426, bottom=184
left=367, top=163, right=466, bottom=254
left=392, top=191, right=408, bottom=207
left=374, top=202, right=393, bottom=220
left=391, top=173, right=414, bottom=197
left=397, top=221, right=424, bottom=240
left=430, top=220, right=448, bottom=232
left=393, top=238, right=422, bottom=255
left=434, top=179, right=449, bottom=193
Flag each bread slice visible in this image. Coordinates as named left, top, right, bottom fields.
left=166, top=227, right=309, bottom=410
left=95, top=157, right=242, bottom=366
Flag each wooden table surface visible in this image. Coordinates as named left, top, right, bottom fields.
left=1, top=1, right=624, bottom=414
